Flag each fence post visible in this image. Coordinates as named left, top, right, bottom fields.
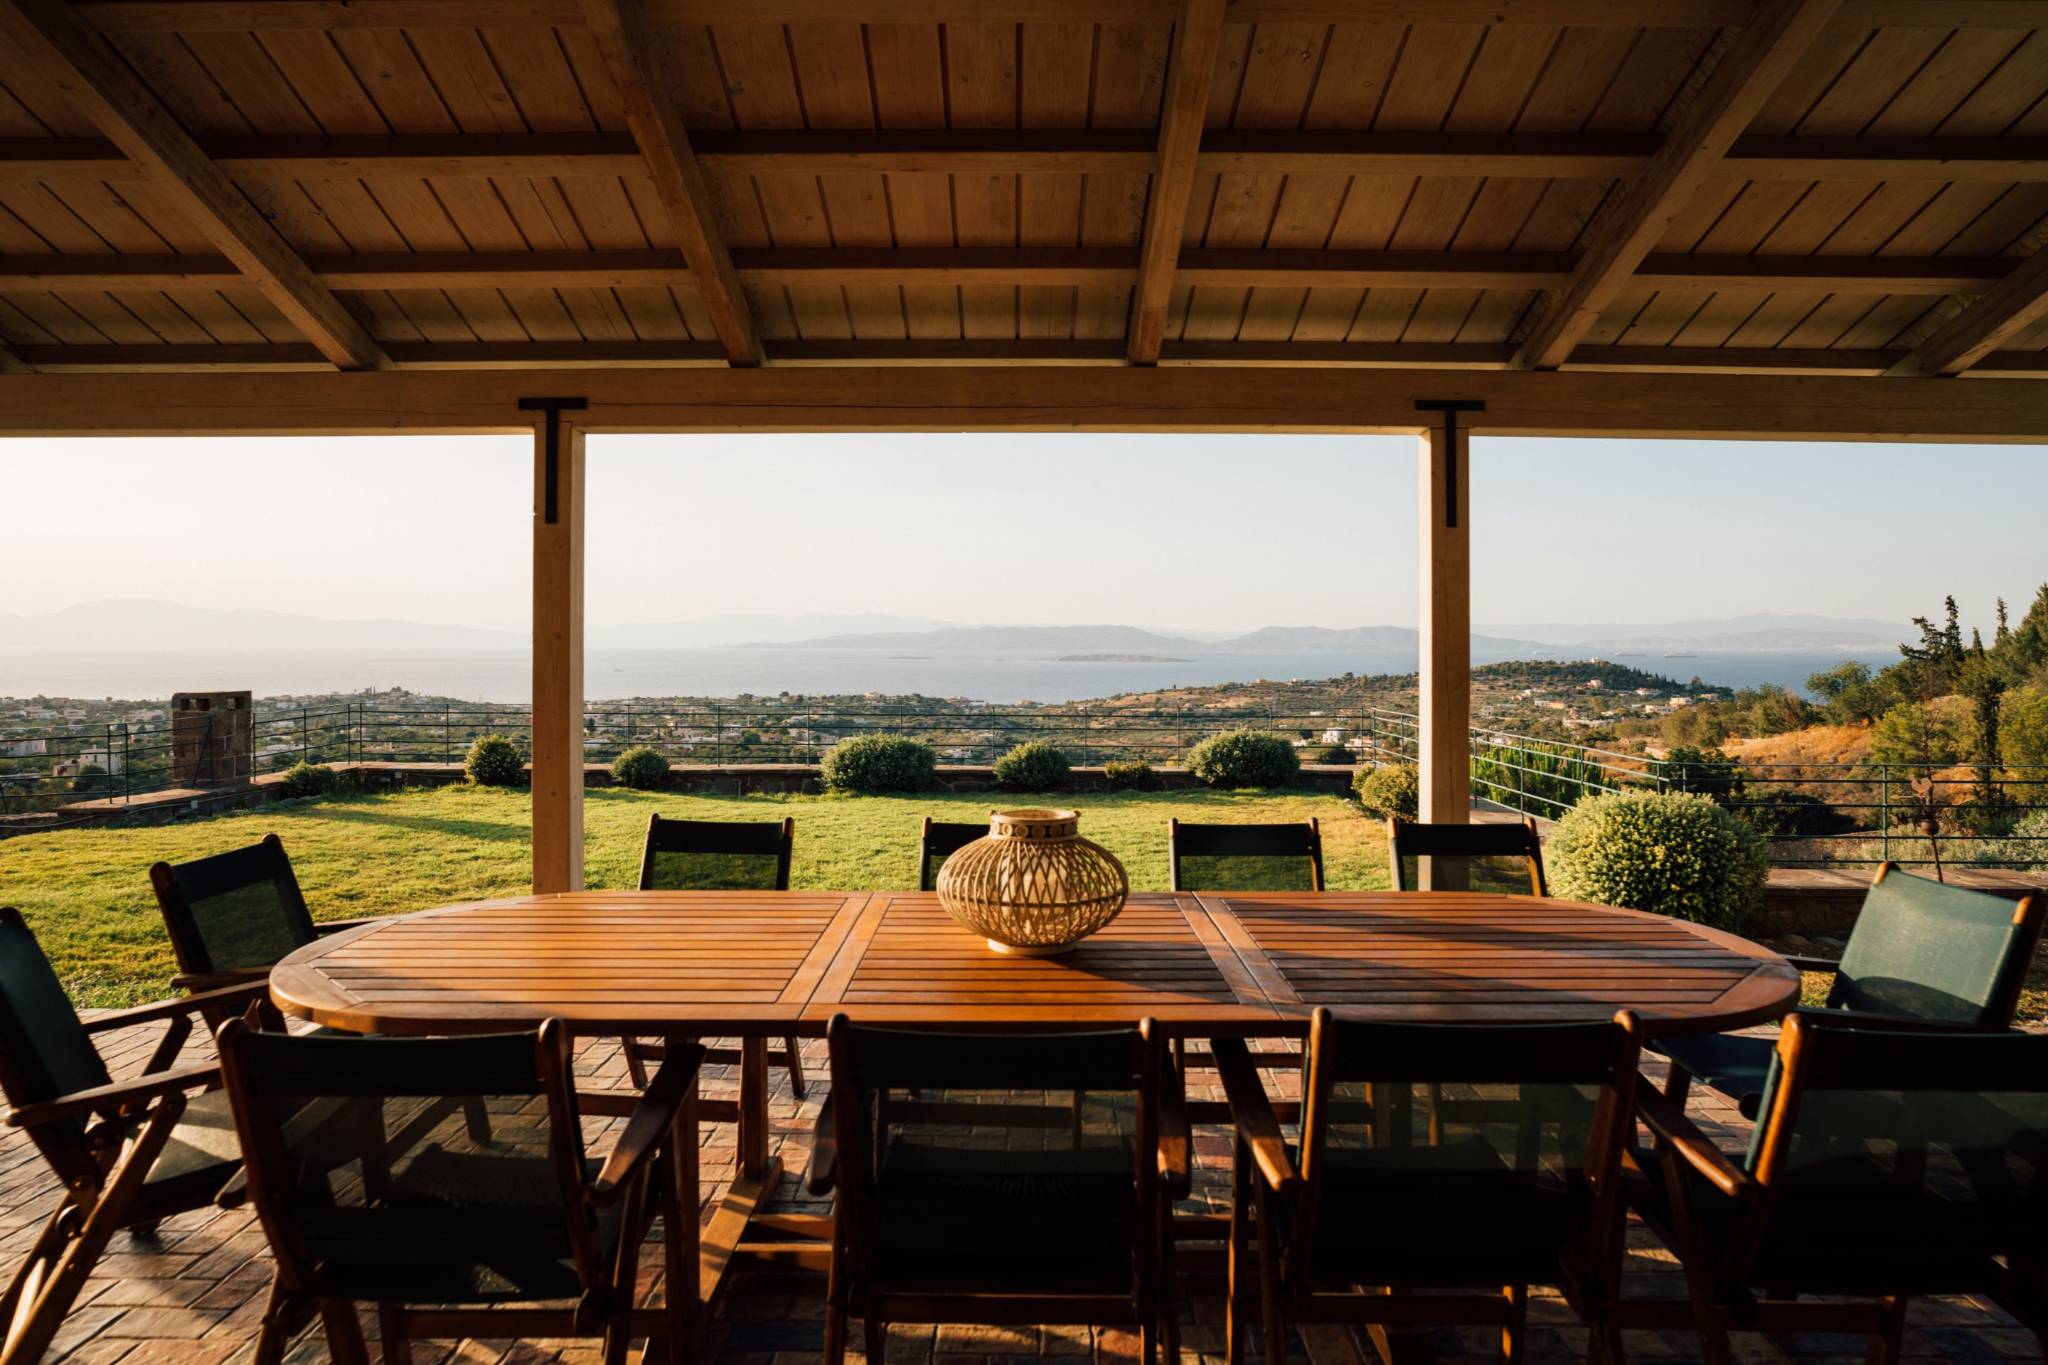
left=1880, top=766, right=1890, bottom=862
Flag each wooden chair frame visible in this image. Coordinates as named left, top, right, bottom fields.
left=1626, top=1013, right=2048, bottom=1365
left=1387, top=817, right=1547, bottom=896
left=916, top=816, right=988, bottom=893
left=627, top=814, right=805, bottom=1098
left=1168, top=818, right=1324, bottom=893
left=217, top=1017, right=707, bottom=1365
left=1215, top=1006, right=1642, bottom=1365
left=149, top=833, right=374, bottom=1015
left=814, top=1014, right=1189, bottom=1365
left=0, top=907, right=269, bottom=1365
left=1661, top=863, right=2043, bottom=1116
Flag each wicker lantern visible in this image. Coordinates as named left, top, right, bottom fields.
left=935, top=808, right=1129, bottom=955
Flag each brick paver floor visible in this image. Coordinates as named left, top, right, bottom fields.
left=6, top=1021, right=2036, bottom=1365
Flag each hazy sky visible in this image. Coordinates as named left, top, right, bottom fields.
left=1, top=433, right=2040, bottom=635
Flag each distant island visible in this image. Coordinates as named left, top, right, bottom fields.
left=1053, top=653, right=1193, bottom=663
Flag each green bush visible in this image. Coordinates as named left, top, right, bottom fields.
left=821, top=734, right=936, bottom=794
left=1660, top=746, right=1742, bottom=802
left=1548, top=790, right=1768, bottom=932
left=1185, top=729, right=1300, bottom=789
left=278, top=761, right=338, bottom=800
left=2014, top=807, right=2048, bottom=872
left=1353, top=762, right=1419, bottom=820
left=464, top=734, right=525, bottom=787
left=1312, top=743, right=1354, bottom=765
left=1103, top=759, right=1158, bottom=791
left=993, top=740, right=1071, bottom=791
left=611, top=745, right=671, bottom=791
left=69, top=763, right=107, bottom=795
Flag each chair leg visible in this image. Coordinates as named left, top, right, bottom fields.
left=319, top=1299, right=371, bottom=1365
left=251, top=1273, right=305, bottom=1365
left=0, top=1200, right=80, bottom=1358
left=1662, top=1061, right=1693, bottom=1111
left=1159, top=1212, right=1182, bottom=1365
left=1587, top=1317, right=1627, bottom=1365
left=1500, top=1284, right=1527, bottom=1365
left=626, top=1037, right=652, bottom=1089
left=863, top=1317, right=885, bottom=1363
left=785, top=1035, right=807, bottom=1100
left=1141, top=1316, right=1157, bottom=1365
left=2, top=1100, right=181, bottom=1365
left=1252, top=1183, right=1285, bottom=1365
left=824, top=1306, right=849, bottom=1365
left=376, top=1303, right=412, bottom=1365
left=1225, top=1137, right=1250, bottom=1365
left=1866, top=1296, right=1908, bottom=1365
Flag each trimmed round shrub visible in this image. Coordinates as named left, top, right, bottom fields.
left=1354, top=762, right=1420, bottom=821
left=993, top=740, right=1071, bottom=791
left=1186, top=729, right=1300, bottom=789
left=821, top=734, right=936, bottom=794
left=278, top=760, right=338, bottom=800
left=464, top=734, right=525, bottom=787
left=1549, top=790, right=1768, bottom=932
left=612, top=745, right=671, bottom=791
left=1103, top=759, right=1158, bottom=791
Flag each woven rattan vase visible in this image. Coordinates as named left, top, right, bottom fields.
left=935, top=808, right=1129, bottom=955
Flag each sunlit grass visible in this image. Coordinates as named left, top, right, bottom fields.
left=0, top=784, right=1388, bottom=1007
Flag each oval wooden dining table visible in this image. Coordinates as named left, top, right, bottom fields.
left=271, top=886, right=1798, bottom=1326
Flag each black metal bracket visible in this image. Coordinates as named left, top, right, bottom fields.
left=1415, top=399, right=1485, bottom=530
left=519, top=396, right=588, bottom=525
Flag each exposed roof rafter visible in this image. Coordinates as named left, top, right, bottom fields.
left=576, top=0, right=761, bottom=367
left=1512, top=0, right=1844, bottom=372
left=1129, top=0, right=1228, bottom=365
left=0, top=0, right=384, bottom=370
left=1887, top=248, right=2048, bottom=377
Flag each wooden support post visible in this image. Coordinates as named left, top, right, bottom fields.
left=1417, top=404, right=1476, bottom=826
left=527, top=398, right=586, bottom=894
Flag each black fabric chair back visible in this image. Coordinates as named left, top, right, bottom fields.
left=826, top=1016, right=1162, bottom=1296
left=917, top=818, right=988, bottom=892
left=150, top=833, right=318, bottom=976
left=1169, top=818, right=1324, bottom=892
left=1291, top=1009, right=1639, bottom=1292
left=638, top=815, right=794, bottom=891
left=1738, top=1017, right=2048, bottom=1293
left=1388, top=818, right=1547, bottom=895
left=218, top=1023, right=601, bottom=1305
left=0, top=907, right=113, bottom=1176
left=1824, top=866, right=2041, bottom=1025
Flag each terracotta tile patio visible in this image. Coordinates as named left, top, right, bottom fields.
left=7, top=1020, right=2034, bottom=1365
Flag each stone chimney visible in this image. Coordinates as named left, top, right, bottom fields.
left=172, top=690, right=253, bottom=786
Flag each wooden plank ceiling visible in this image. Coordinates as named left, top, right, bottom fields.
left=0, top=0, right=2046, bottom=377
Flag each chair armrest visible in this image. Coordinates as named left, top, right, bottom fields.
left=171, top=969, right=268, bottom=993
left=1782, top=955, right=1840, bottom=975
left=1797, top=1007, right=2008, bottom=1034
left=313, top=918, right=379, bottom=936
left=1634, top=1085, right=1748, bottom=1200
left=1210, top=1038, right=1297, bottom=1196
left=805, top=1093, right=837, bottom=1195
left=1157, top=1053, right=1191, bottom=1199
left=590, top=1042, right=705, bottom=1205
left=6, top=1062, right=218, bottom=1129
left=84, top=981, right=270, bottom=1032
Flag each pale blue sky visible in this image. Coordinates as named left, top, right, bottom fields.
left=0, top=434, right=2039, bottom=634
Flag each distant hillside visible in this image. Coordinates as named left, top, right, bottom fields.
left=1479, top=612, right=1900, bottom=652
left=762, top=624, right=1214, bottom=652
left=0, top=600, right=520, bottom=652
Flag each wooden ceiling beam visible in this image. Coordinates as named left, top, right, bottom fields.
left=4, top=364, right=2045, bottom=442
left=576, top=0, right=760, bottom=366
left=9, top=131, right=2048, bottom=184
left=0, top=247, right=2014, bottom=295
left=12, top=338, right=2046, bottom=379
left=1129, top=0, right=1227, bottom=365
left=1886, top=248, right=2048, bottom=377
left=1513, top=0, right=1843, bottom=372
left=64, top=0, right=2048, bottom=30
left=0, top=0, right=383, bottom=370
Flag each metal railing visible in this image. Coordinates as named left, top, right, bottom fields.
left=3, top=700, right=2044, bottom=868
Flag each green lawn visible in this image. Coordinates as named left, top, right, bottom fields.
left=0, top=785, right=1389, bottom=1007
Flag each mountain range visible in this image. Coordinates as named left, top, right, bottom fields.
left=0, top=602, right=1905, bottom=656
